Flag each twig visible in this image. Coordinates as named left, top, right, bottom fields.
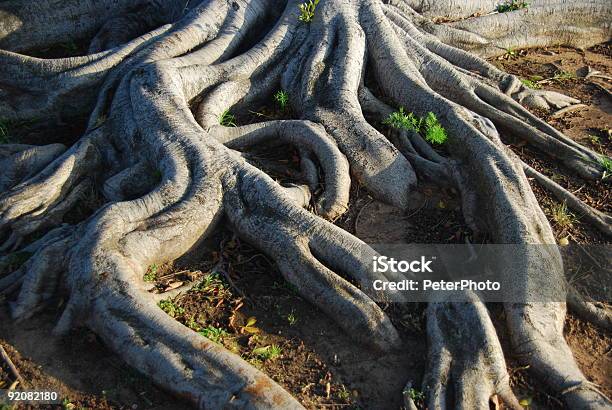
left=0, top=345, right=25, bottom=387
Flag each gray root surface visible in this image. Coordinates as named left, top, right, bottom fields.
left=0, top=0, right=611, bottom=409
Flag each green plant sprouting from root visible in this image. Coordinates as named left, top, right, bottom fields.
left=219, top=109, right=237, bottom=127
left=383, top=107, right=421, bottom=132
left=496, top=1, right=529, bottom=13
left=384, top=108, right=448, bottom=144
left=298, top=0, right=320, bottom=23
left=423, top=112, right=448, bottom=144
left=274, top=90, right=289, bottom=110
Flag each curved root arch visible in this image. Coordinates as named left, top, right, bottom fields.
left=0, top=0, right=611, bottom=408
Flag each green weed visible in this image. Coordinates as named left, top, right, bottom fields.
left=520, top=78, right=541, bottom=89
left=143, top=264, right=158, bottom=282
left=384, top=108, right=448, bottom=144
left=298, top=0, right=320, bottom=23
left=274, top=90, right=289, bottom=111
left=383, top=107, right=421, bottom=132
left=252, top=344, right=282, bottom=361
left=599, top=156, right=612, bottom=179
left=404, top=387, right=425, bottom=405
left=198, top=325, right=228, bottom=343
left=496, top=1, right=529, bottom=13
left=286, top=310, right=298, bottom=326
left=337, top=385, right=351, bottom=401
left=423, top=112, right=448, bottom=144
left=552, top=70, right=576, bottom=82
left=551, top=202, right=576, bottom=229
left=158, top=298, right=185, bottom=318
left=219, top=109, right=237, bottom=127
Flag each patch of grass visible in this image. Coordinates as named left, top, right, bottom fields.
left=252, top=344, right=282, bottom=361
left=496, top=1, right=529, bottom=13
left=551, top=202, right=576, bottom=229
left=198, top=325, right=229, bottom=343
left=143, top=264, right=158, bottom=282
left=274, top=90, right=289, bottom=111
left=423, top=112, right=448, bottom=145
left=219, top=109, right=237, bottom=127
left=0, top=119, right=10, bottom=143
left=298, top=0, right=320, bottom=23
left=520, top=78, right=541, bottom=89
left=599, top=156, right=612, bottom=179
left=158, top=298, right=185, bottom=318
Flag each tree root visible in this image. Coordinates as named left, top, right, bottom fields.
left=1, top=0, right=611, bottom=408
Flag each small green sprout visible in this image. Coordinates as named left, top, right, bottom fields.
left=286, top=311, right=298, bottom=326
left=599, top=156, right=612, bottom=179
left=552, top=70, right=576, bottom=82
left=423, top=112, right=448, bottom=144
left=520, top=78, right=541, bottom=89
left=198, top=326, right=229, bottom=343
left=383, top=107, right=421, bottom=132
left=274, top=90, right=289, bottom=110
left=298, top=0, right=320, bottom=23
left=158, top=298, right=185, bottom=318
left=252, top=344, right=282, bottom=361
left=337, top=385, right=351, bottom=401
left=504, top=47, right=517, bottom=58
left=143, top=264, right=158, bottom=282
left=219, top=109, right=237, bottom=127
left=551, top=202, right=576, bottom=229
left=384, top=108, right=448, bottom=144
left=404, top=387, right=425, bottom=406
left=496, top=1, right=529, bottom=13
left=588, top=135, right=600, bottom=145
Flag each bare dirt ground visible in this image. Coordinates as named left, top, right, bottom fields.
left=1, top=45, right=610, bottom=410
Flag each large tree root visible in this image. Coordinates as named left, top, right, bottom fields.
left=1, top=0, right=611, bottom=408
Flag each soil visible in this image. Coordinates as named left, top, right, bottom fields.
left=1, top=45, right=610, bottom=410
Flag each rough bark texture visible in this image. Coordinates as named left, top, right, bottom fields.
left=0, top=0, right=611, bottom=408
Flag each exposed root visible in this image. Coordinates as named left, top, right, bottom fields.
left=568, top=289, right=612, bottom=331
left=0, top=0, right=610, bottom=408
left=421, top=293, right=521, bottom=410
left=522, top=163, right=612, bottom=237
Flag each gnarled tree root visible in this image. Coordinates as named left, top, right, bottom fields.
left=1, top=0, right=611, bottom=408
